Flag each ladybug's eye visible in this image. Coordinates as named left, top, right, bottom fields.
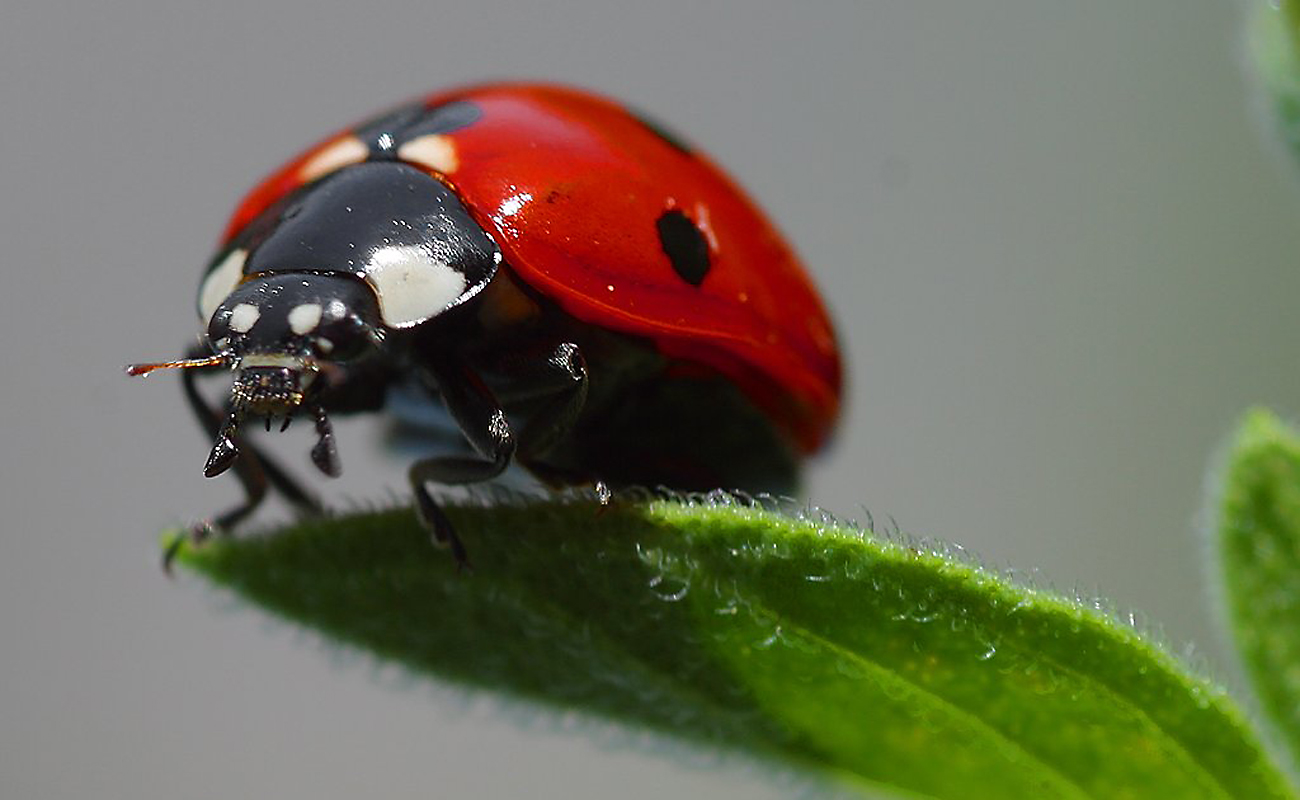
left=267, top=274, right=384, bottom=361
left=307, top=302, right=373, bottom=361
left=206, top=300, right=261, bottom=351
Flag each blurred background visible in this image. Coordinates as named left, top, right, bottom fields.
left=4, top=2, right=1300, bottom=797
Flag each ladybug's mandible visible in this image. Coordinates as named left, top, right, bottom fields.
left=129, top=82, right=841, bottom=564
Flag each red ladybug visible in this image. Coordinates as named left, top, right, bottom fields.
left=129, top=82, right=841, bottom=564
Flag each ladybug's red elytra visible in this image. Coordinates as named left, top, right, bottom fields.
left=129, top=82, right=841, bottom=564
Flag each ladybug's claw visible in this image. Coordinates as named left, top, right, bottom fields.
left=161, top=520, right=216, bottom=575
left=412, top=486, right=471, bottom=572
left=161, top=538, right=183, bottom=576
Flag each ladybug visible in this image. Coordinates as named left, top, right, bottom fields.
left=128, top=82, right=841, bottom=564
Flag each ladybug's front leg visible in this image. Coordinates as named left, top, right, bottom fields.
left=177, top=343, right=322, bottom=533
left=409, top=353, right=517, bottom=567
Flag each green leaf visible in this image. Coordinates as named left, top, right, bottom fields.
left=175, top=497, right=1293, bottom=799
left=1216, top=408, right=1300, bottom=766
left=1251, top=0, right=1300, bottom=167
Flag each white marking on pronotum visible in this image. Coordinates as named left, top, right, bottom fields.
left=229, top=303, right=261, bottom=333
left=288, top=303, right=324, bottom=335
left=365, top=244, right=467, bottom=328
left=298, top=135, right=369, bottom=183
left=397, top=134, right=458, bottom=174
left=198, top=248, right=247, bottom=322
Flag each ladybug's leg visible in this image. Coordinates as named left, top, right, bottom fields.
left=515, top=342, right=589, bottom=464
left=409, top=353, right=517, bottom=565
left=459, top=340, right=590, bottom=485
left=178, top=343, right=322, bottom=532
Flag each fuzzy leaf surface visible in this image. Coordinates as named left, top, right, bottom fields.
left=1217, top=408, right=1300, bottom=766
left=176, top=499, right=1293, bottom=799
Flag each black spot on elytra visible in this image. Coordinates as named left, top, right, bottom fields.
left=657, top=210, right=710, bottom=287
left=355, top=100, right=483, bottom=158
left=402, top=101, right=483, bottom=139
left=632, top=110, right=694, bottom=155
left=355, top=101, right=429, bottom=156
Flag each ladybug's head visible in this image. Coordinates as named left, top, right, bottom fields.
left=208, top=272, right=383, bottom=402
left=127, top=272, right=385, bottom=479
left=127, top=161, right=500, bottom=481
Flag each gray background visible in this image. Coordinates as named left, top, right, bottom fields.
left=4, top=2, right=1300, bottom=798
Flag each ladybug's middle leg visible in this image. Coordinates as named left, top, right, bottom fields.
left=469, top=340, right=591, bottom=485
left=408, top=342, right=589, bottom=565
left=409, top=352, right=517, bottom=566
left=513, top=342, right=589, bottom=478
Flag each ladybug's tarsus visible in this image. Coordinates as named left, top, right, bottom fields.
left=161, top=533, right=186, bottom=576
left=412, top=482, right=471, bottom=571
left=161, top=520, right=215, bottom=576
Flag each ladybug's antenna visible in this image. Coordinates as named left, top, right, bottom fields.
left=125, top=355, right=227, bottom=377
